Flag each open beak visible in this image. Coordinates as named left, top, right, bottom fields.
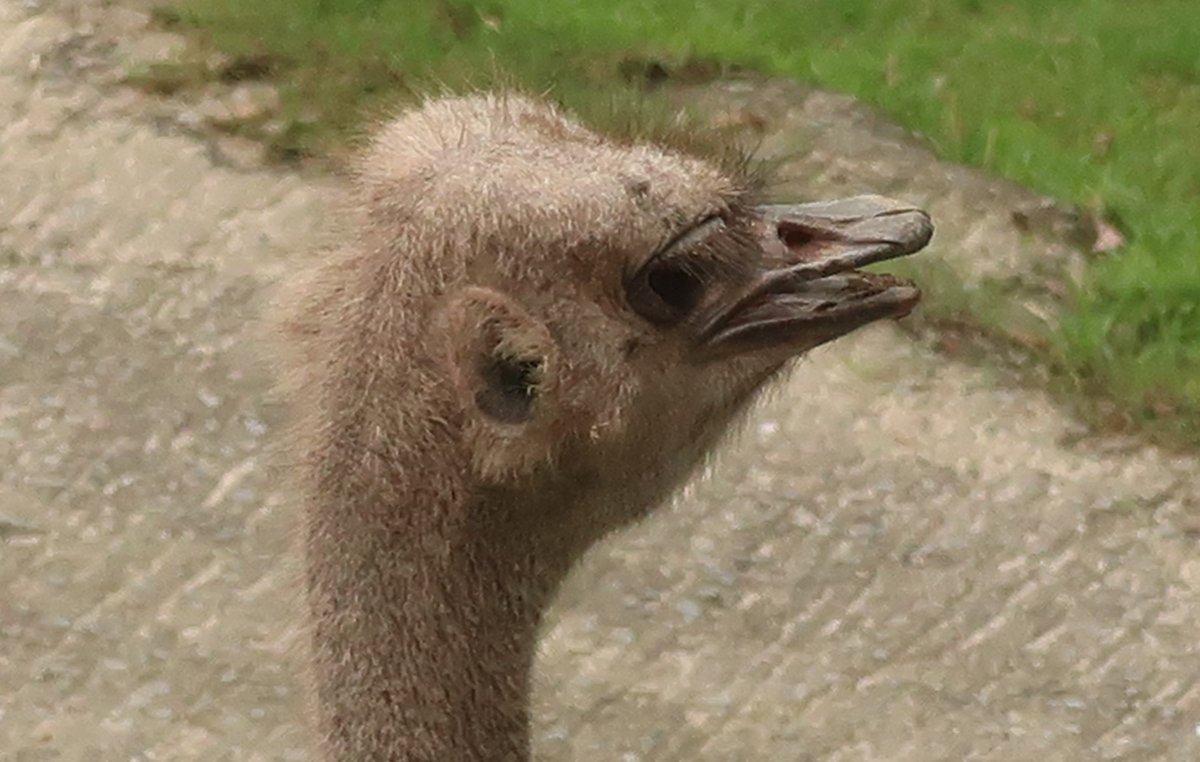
left=698, top=195, right=932, bottom=356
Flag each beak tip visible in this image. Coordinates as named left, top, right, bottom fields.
left=912, top=213, right=935, bottom=250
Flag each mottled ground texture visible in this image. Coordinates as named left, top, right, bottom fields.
left=3, top=2, right=1199, bottom=761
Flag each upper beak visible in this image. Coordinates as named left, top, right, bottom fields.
left=698, top=195, right=933, bottom=355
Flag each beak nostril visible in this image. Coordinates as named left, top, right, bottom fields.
left=778, top=224, right=816, bottom=250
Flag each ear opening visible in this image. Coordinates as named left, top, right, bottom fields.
left=441, top=287, right=562, bottom=481
left=474, top=320, right=545, bottom=425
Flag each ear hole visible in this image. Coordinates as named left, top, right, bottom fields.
left=443, top=288, right=557, bottom=435
left=475, top=351, right=543, bottom=424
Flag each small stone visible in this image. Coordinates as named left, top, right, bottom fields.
left=674, top=597, right=702, bottom=623
left=116, top=31, right=187, bottom=70
left=0, top=513, right=42, bottom=538
left=227, top=82, right=281, bottom=121
left=1179, top=559, right=1200, bottom=590
left=104, top=8, right=152, bottom=34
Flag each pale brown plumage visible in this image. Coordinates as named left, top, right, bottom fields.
left=278, top=93, right=931, bottom=760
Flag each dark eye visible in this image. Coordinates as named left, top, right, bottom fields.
left=648, top=263, right=704, bottom=311
left=626, top=215, right=725, bottom=325
left=627, top=260, right=706, bottom=324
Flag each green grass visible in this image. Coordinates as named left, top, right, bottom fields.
left=155, top=0, right=1200, bottom=441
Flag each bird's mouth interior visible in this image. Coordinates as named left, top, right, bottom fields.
left=698, top=195, right=933, bottom=355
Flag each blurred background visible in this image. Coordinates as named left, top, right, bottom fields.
left=2, top=1, right=1198, bottom=760
left=143, top=0, right=1200, bottom=439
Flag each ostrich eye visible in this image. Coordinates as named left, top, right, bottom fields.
left=636, top=261, right=705, bottom=323
left=476, top=353, right=542, bottom=424
left=626, top=215, right=724, bottom=325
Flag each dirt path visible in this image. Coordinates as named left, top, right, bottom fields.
left=2, top=3, right=1198, bottom=760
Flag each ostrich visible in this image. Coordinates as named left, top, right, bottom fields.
left=278, top=93, right=932, bottom=760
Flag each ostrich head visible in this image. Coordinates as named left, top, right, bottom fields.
left=292, top=93, right=931, bottom=553
left=283, top=92, right=932, bottom=760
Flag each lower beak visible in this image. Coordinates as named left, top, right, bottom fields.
left=699, top=195, right=933, bottom=355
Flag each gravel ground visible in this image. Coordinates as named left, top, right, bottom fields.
left=2, top=2, right=1198, bottom=760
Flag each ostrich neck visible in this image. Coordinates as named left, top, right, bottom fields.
left=305, top=468, right=567, bottom=762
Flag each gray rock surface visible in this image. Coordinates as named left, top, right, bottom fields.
left=2, top=2, right=1198, bottom=760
